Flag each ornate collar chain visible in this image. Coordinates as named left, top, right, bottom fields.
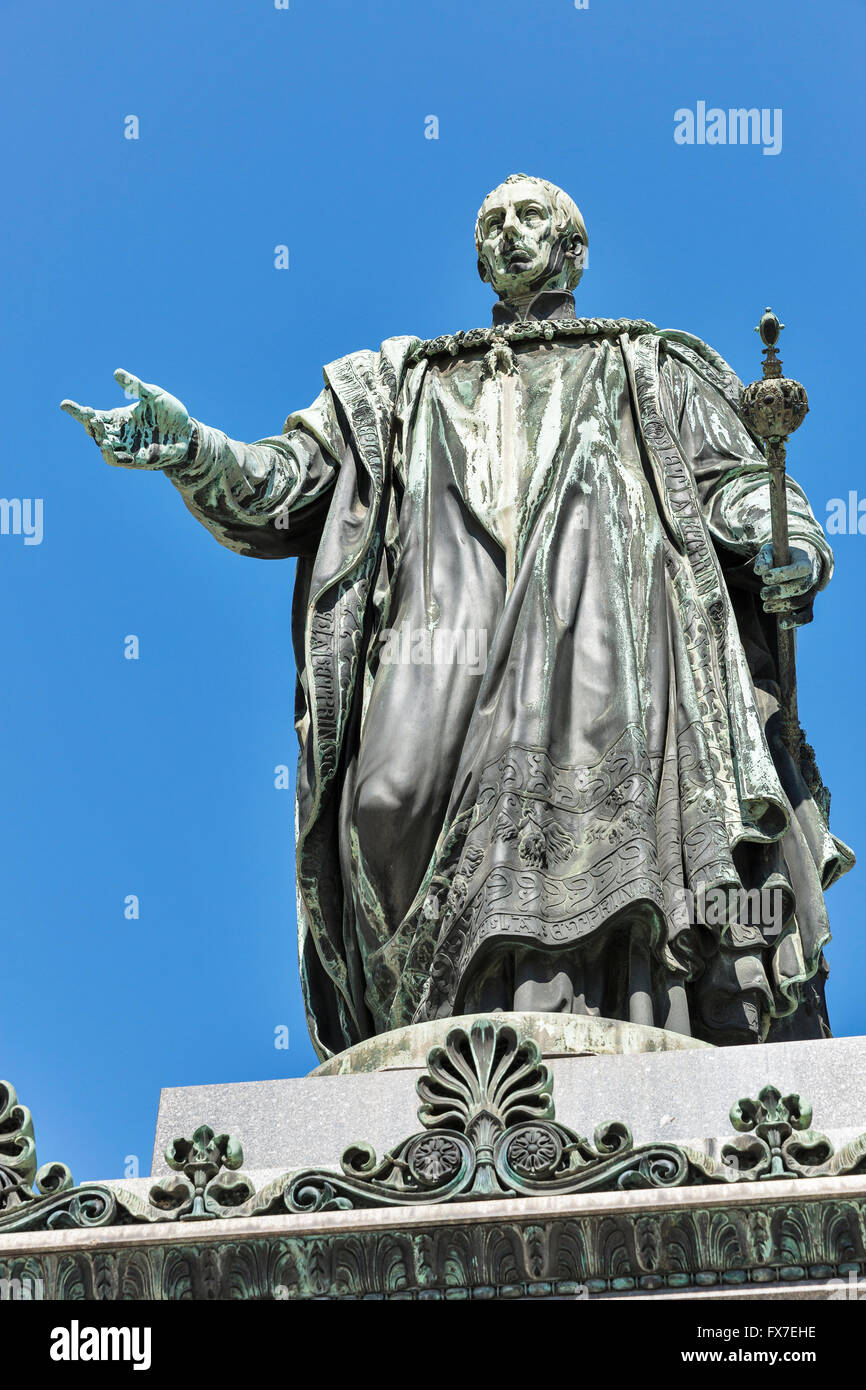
left=407, top=316, right=657, bottom=367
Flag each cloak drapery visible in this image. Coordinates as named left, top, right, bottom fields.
left=167, top=311, right=853, bottom=1059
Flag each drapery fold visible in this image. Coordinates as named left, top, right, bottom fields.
left=165, top=324, right=853, bottom=1057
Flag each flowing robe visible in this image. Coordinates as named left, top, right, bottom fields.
left=166, top=311, right=853, bottom=1059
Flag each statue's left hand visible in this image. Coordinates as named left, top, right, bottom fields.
left=60, top=369, right=194, bottom=470
left=754, top=541, right=822, bottom=630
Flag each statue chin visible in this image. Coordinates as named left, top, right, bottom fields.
left=485, top=247, right=574, bottom=303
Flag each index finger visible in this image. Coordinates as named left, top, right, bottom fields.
left=763, top=558, right=813, bottom=585
left=60, top=399, right=98, bottom=426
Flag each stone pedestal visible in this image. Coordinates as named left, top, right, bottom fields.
left=152, top=1015, right=866, bottom=1177
left=3, top=1014, right=866, bottom=1301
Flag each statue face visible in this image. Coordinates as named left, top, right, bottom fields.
left=477, top=178, right=571, bottom=299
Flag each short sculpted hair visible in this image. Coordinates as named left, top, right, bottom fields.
left=475, top=174, right=589, bottom=290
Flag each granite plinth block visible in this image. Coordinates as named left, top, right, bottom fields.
left=152, top=1021, right=866, bottom=1176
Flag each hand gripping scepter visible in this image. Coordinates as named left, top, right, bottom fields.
left=740, top=309, right=810, bottom=762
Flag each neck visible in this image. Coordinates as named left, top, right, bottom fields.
left=492, top=287, right=576, bottom=326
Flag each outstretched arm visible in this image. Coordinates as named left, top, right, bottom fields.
left=660, top=352, right=831, bottom=631
left=61, top=370, right=341, bottom=559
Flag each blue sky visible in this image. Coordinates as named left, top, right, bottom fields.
left=2, top=0, right=864, bottom=1182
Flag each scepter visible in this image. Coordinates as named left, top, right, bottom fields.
left=740, top=309, right=810, bottom=761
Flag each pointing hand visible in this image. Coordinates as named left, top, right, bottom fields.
left=61, top=370, right=194, bottom=470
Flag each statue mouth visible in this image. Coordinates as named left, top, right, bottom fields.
left=504, top=249, right=534, bottom=268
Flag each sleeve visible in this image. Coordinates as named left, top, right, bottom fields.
left=659, top=350, right=833, bottom=592
left=162, top=385, right=344, bottom=559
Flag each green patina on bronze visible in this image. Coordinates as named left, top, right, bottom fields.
left=152, top=1126, right=251, bottom=1222
left=3, top=1199, right=866, bottom=1300
left=0, top=1081, right=72, bottom=1217
left=3, top=1021, right=866, bottom=1237
left=61, top=174, right=854, bottom=1058
left=280, top=1025, right=866, bottom=1211
left=3, top=1028, right=866, bottom=1299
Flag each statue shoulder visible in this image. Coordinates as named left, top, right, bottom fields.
left=322, top=335, right=419, bottom=379
left=314, top=335, right=421, bottom=447
left=321, top=334, right=420, bottom=402
left=653, top=326, right=742, bottom=387
left=645, top=326, right=747, bottom=415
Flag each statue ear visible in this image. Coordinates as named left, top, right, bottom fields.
left=566, top=237, right=587, bottom=287
left=569, top=236, right=587, bottom=269
left=477, top=256, right=491, bottom=284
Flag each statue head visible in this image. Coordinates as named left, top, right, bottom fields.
left=475, top=174, right=588, bottom=301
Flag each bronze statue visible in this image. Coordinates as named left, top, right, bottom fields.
left=61, top=175, right=853, bottom=1058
